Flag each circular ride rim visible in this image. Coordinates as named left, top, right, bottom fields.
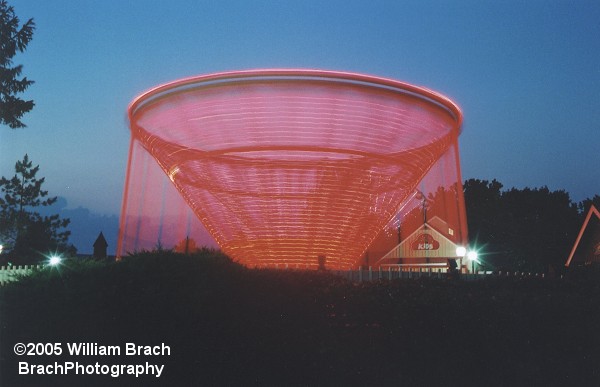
left=129, top=69, right=462, bottom=130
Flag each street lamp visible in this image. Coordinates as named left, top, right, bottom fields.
left=48, top=255, right=62, bottom=266
left=454, top=246, right=466, bottom=274
left=467, top=251, right=478, bottom=273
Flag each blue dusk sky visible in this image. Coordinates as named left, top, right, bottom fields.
left=1, top=0, right=599, bottom=253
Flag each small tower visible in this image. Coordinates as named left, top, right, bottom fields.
left=93, top=232, right=108, bottom=259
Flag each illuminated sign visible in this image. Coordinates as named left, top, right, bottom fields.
left=411, top=233, right=440, bottom=251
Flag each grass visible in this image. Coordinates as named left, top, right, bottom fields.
left=1, top=250, right=600, bottom=386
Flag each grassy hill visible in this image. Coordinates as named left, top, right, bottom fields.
left=1, top=250, right=600, bottom=386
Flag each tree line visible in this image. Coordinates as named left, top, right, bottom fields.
left=464, top=179, right=600, bottom=273
left=1, top=157, right=598, bottom=269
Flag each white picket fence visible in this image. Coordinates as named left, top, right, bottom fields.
left=335, top=267, right=457, bottom=282
left=0, top=265, right=42, bottom=285
left=335, top=267, right=548, bottom=282
left=0, top=263, right=550, bottom=286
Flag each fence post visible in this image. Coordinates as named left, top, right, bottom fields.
left=369, top=266, right=372, bottom=281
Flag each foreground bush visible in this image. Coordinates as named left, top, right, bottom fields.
left=1, top=251, right=600, bottom=386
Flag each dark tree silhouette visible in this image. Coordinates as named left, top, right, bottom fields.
left=0, top=0, right=35, bottom=128
left=464, top=179, right=582, bottom=272
left=580, top=194, right=600, bottom=214
left=501, top=186, right=580, bottom=271
left=0, top=155, right=73, bottom=264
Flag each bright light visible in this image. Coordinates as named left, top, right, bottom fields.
left=0, top=244, right=3, bottom=254
left=467, top=251, right=478, bottom=262
left=48, top=255, right=62, bottom=266
left=455, top=246, right=466, bottom=257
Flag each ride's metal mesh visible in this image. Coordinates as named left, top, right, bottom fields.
left=117, top=70, right=467, bottom=270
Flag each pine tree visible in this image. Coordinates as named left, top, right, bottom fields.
left=0, top=154, right=73, bottom=264
left=0, top=0, right=35, bottom=128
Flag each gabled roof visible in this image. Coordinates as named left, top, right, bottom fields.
left=565, top=205, right=600, bottom=267
left=376, top=217, right=459, bottom=263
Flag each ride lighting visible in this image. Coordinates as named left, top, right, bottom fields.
left=119, top=69, right=466, bottom=270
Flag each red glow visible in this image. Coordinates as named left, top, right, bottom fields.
left=118, top=69, right=466, bottom=270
